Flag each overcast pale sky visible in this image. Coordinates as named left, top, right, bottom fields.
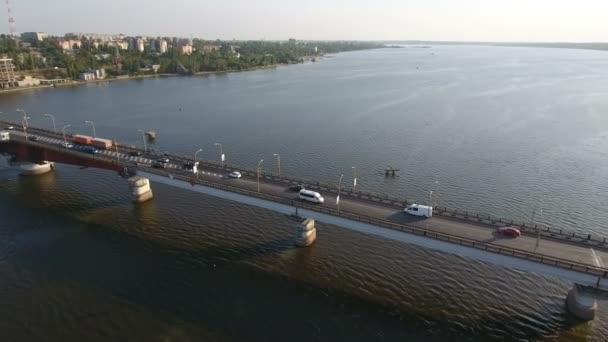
left=2, top=0, right=607, bottom=41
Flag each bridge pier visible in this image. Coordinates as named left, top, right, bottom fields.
left=295, top=218, right=317, bottom=247
left=128, top=176, right=153, bottom=203
left=566, top=284, right=597, bottom=321
left=19, top=161, right=54, bottom=176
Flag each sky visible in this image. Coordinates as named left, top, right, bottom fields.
left=2, top=0, right=607, bottom=41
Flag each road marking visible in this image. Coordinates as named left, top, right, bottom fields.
left=590, top=248, right=604, bottom=268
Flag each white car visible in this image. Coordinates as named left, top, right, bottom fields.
left=61, top=142, right=74, bottom=148
left=6, top=126, right=14, bottom=130
left=229, top=171, right=242, bottom=179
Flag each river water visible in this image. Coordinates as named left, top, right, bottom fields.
left=1, top=45, right=608, bottom=340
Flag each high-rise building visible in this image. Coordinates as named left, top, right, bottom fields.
left=159, top=40, right=168, bottom=54
left=136, top=38, right=145, bottom=52
left=148, top=40, right=157, bottom=52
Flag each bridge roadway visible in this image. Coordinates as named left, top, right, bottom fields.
left=3, top=123, right=608, bottom=280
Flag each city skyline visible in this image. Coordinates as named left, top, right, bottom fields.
left=1, top=0, right=608, bottom=42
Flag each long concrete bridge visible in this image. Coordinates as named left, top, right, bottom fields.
left=1, top=120, right=607, bottom=321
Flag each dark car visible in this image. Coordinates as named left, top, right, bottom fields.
left=157, top=157, right=170, bottom=164
left=130, top=151, right=143, bottom=157
left=183, top=161, right=196, bottom=170
left=30, top=135, right=39, bottom=141
left=152, top=160, right=167, bottom=168
left=289, top=184, right=306, bottom=192
left=83, top=146, right=99, bottom=154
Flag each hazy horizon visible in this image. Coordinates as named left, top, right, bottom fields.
left=2, top=0, right=607, bottom=42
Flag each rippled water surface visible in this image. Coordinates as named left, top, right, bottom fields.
left=1, top=45, right=608, bottom=341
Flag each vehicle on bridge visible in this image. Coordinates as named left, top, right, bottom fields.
left=130, top=151, right=143, bottom=157
left=299, top=189, right=325, bottom=204
left=405, top=204, right=433, bottom=218
left=83, top=146, right=99, bottom=154
left=152, top=159, right=168, bottom=168
left=0, top=131, right=9, bottom=141
left=229, top=171, right=242, bottom=179
left=5, top=125, right=14, bottom=130
left=73, top=134, right=92, bottom=145
left=61, top=142, right=74, bottom=149
left=72, top=135, right=113, bottom=150
left=30, top=136, right=38, bottom=142
left=497, top=226, right=521, bottom=237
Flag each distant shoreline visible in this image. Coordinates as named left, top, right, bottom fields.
left=387, top=41, right=608, bottom=52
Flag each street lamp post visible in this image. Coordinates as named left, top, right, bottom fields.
left=194, top=148, right=203, bottom=178
left=85, top=120, right=96, bottom=138
left=337, top=174, right=344, bottom=212
left=352, top=166, right=357, bottom=192
left=214, top=142, right=224, bottom=168
left=257, top=159, right=264, bottom=192
left=273, top=153, right=281, bottom=176
left=62, top=124, right=71, bottom=147
left=16, top=109, right=30, bottom=128
left=22, top=117, right=30, bottom=141
left=44, top=114, right=57, bottom=132
left=138, top=130, right=147, bottom=152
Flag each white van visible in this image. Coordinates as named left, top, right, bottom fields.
left=299, top=189, right=325, bottom=204
left=404, top=204, right=433, bottom=218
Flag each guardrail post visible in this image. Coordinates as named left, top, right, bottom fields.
left=588, top=234, right=591, bottom=240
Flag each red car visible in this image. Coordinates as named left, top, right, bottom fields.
left=497, top=226, right=521, bottom=237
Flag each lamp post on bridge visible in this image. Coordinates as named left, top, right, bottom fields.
left=85, top=120, right=96, bottom=138
left=352, top=166, right=357, bottom=192
left=62, top=124, right=71, bottom=147
left=16, top=109, right=30, bottom=128
left=138, top=130, right=147, bottom=152
left=257, top=159, right=264, bottom=192
left=337, top=174, right=344, bottom=213
left=43, top=114, right=57, bottom=132
left=273, top=153, right=281, bottom=176
left=22, top=116, right=30, bottom=141
left=214, top=142, right=225, bottom=168
left=194, top=148, right=203, bottom=179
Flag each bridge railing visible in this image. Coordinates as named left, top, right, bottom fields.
left=135, top=165, right=608, bottom=279
left=5, top=120, right=607, bottom=249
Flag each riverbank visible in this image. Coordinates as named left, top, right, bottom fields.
left=0, top=55, right=335, bottom=95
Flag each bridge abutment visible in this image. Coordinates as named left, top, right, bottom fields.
left=295, top=218, right=317, bottom=247
left=566, top=284, right=597, bottom=321
left=19, top=161, right=54, bottom=176
left=128, top=176, right=154, bottom=203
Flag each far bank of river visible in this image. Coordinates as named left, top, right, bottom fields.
left=0, top=56, right=330, bottom=95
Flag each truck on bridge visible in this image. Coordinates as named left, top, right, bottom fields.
left=72, top=135, right=113, bottom=149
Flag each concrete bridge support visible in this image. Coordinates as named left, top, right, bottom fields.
left=128, top=176, right=153, bottom=203
left=295, top=218, right=317, bottom=247
left=566, top=284, right=597, bottom=321
left=19, top=161, right=54, bottom=176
